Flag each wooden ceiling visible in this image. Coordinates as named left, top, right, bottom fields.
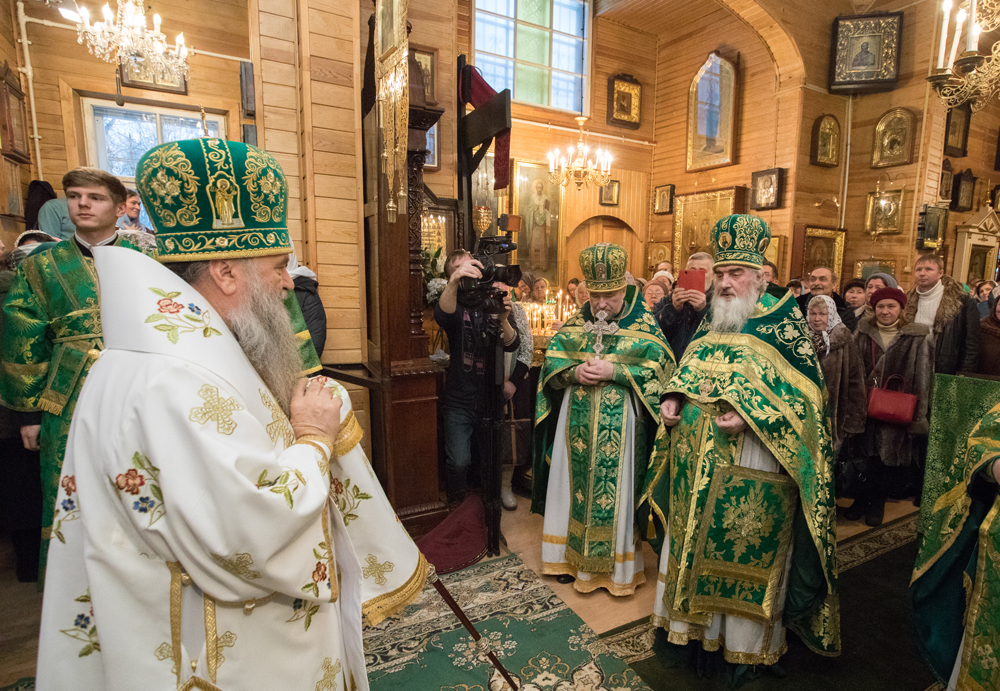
left=594, top=0, right=729, bottom=38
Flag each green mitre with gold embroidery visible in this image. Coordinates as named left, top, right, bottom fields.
left=136, top=138, right=291, bottom=263
left=579, top=242, right=628, bottom=292
left=712, top=214, right=771, bottom=269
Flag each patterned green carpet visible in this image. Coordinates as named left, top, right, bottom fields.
left=363, top=553, right=650, bottom=690
left=599, top=512, right=933, bottom=690
left=0, top=679, right=32, bottom=691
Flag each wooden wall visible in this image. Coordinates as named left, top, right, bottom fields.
left=647, top=1, right=800, bottom=273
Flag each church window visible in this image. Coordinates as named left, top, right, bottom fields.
left=82, top=98, right=227, bottom=226
left=474, top=0, right=588, bottom=112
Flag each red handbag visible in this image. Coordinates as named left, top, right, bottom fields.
left=866, top=337, right=917, bottom=424
left=867, top=374, right=917, bottom=425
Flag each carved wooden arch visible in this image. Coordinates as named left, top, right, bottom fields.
left=715, top=0, right=805, bottom=86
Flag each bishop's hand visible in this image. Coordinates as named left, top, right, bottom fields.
left=290, top=377, right=342, bottom=442
left=576, top=358, right=613, bottom=385
left=715, top=409, right=748, bottom=435
left=660, top=397, right=683, bottom=427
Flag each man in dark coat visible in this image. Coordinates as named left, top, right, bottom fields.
left=654, top=252, right=713, bottom=359
left=796, top=266, right=858, bottom=331
left=903, top=254, right=980, bottom=375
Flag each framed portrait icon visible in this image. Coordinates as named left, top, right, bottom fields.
left=829, top=12, right=903, bottom=94
left=810, top=114, right=840, bottom=167
left=653, top=184, right=674, bottom=215
left=599, top=180, right=620, bottom=206
left=750, top=168, right=784, bottom=210
left=686, top=52, right=738, bottom=172
left=607, top=74, right=641, bottom=130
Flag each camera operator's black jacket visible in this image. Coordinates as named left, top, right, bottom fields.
left=435, top=303, right=520, bottom=409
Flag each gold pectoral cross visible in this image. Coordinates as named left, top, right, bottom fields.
left=583, top=309, right=619, bottom=359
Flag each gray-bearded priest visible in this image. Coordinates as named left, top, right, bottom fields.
left=652, top=215, right=840, bottom=671
left=36, top=138, right=368, bottom=690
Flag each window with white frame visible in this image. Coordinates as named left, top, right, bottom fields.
left=473, top=0, right=588, bottom=112
left=82, top=99, right=226, bottom=227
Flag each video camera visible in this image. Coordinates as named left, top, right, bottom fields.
left=458, top=214, right=523, bottom=314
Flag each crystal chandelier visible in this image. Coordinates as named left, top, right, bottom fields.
left=59, top=0, right=189, bottom=84
left=927, top=0, right=1000, bottom=111
left=547, top=116, right=612, bottom=190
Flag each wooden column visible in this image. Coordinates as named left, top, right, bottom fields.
left=360, top=44, right=446, bottom=537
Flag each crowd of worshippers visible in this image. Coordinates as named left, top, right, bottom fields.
left=434, top=214, right=996, bottom=672
left=439, top=233, right=988, bottom=531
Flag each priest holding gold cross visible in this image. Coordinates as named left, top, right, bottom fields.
left=531, top=243, right=675, bottom=596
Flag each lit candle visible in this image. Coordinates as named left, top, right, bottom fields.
left=949, top=8, right=966, bottom=67
left=101, top=3, right=112, bottom=22
left=938, top=0, right=952, bottom=69
left=967, top=0, right=978, bottom=53
left=153, top=13, right=161, bottom=33
left=974, top=23, right=983, bottom=51
left=80, top=5, right=90, bottom=28
left=547, top=151, right=554, bottom=173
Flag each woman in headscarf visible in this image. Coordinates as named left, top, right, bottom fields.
left=807, top=295, right=867, bottom=452
left=515, top=272, right=535, bottom=302
left=978, top=285, right=1000, bottom=376
left=977, top=280, right=997, bottom=319
left=851, top=287, right=934, bottom=526
left=642, top=277, right=672, bottom=311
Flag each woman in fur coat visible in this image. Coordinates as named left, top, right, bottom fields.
left=807, top=295, right=867, bottom=450
left=850, top=287, right=934, bottom=526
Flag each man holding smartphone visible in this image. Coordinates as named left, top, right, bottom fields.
left=654, top=251, right=714, bottom=358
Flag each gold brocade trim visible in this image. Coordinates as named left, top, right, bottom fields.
left=167, top=561, right=184, bottom=689
left=956, top=503, right=1000, bottom=691
left=321, top=505, right=339, bottom=603
left=657, top=623, right=789, bottom=666
left=156, top=245, right=292, bottom=263
left=541, top=561, right=646, bottom=596
left=297, top=434, right=332, bottom=474
left=41, top=526, right=52, bottom=540
left=542, top=534, right=567, bottom=544
left=362, top=552, right=428, bottom=627
left=295, top=329, right=311, bottom=340
left=334, top=411, right=363, bottom=458
left=300, top=364, right=323, bottom=377
left=37, top=398, right=64, bottom=415
left=203, top=595, right=219, bottom=683
left=178, top=678, right=223, bottom=691
left=554, top=325, right=673, bottom=356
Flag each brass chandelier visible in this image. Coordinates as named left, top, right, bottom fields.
left=547, top=116, right=612, bottom=190
left=928, top=0, right=1000, bottom=111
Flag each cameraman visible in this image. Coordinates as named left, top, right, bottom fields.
left=436, top=250, right=520, bottom=506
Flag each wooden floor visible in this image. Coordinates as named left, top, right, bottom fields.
left=0, top=494, right=918, bottom=686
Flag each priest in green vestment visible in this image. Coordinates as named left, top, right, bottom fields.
left=912, top=374, right=1000, bottom=691
left=532, top=242, right=675, bottom=596
left=0, top=168, right=149, bottom=583
left=653, top=214, right=840, bottom=666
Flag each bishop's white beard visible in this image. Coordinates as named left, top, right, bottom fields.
left=711, top=286, right=763, bottom=333
left=228, top=277, right=301, bottom=416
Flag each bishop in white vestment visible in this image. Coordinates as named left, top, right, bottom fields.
left=36, top=138, right=369, bottom=690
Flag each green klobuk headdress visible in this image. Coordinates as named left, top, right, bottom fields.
left=712, top=214, right=771, bottom=269
left=579, top=242, right=628, bottom=292
left=135, top=138, right=292, bottom=263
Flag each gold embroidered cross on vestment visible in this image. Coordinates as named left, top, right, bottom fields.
left=190, top=385, right=243, bottom=435
left=362, top=554, right=394, bottom=586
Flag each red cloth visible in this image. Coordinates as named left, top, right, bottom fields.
left=460, top=67, right=510, bottom=192
left=870, top=286, right=908, bottom=310
left=415, top=495, right=487, bottom=574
